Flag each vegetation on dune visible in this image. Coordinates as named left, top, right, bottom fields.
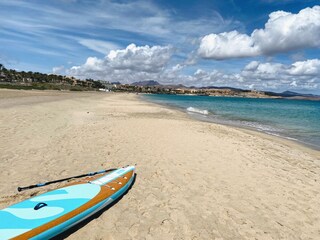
left=0, top=64, right=105, bottom=91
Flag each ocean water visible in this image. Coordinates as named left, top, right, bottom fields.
left=142, top=94, right=320, bottom=150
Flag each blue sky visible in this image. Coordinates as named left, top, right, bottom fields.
left=0, top=0, right=319, bottom=94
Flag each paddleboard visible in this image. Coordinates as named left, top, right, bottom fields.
left=0, top=166, right=135, bottom=239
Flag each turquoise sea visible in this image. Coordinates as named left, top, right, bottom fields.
left=142, top=94, right=320, bottom=150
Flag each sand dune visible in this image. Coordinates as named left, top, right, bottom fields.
left=0, top=89, right=319, bottom=239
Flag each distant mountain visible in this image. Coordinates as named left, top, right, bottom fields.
left=280, top=91, right=317, bottom=97
left=282, top=91, right=300, bottom=96
left=111, top=81, right=121, bottom=85
left=265, top=90, right=319, bottom=98
left=131, top=80, right=160, bottom=86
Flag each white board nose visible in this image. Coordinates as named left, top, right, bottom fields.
left=90, top=166, right=135, bottom=186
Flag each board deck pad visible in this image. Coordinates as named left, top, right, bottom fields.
left=0, top=166, right=135, bottom=239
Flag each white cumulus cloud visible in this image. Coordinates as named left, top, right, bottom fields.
left=106, top=44, right=173, bottom=73
left=239, top=59, right=320, bottom=91
left=242, top=61, right=285, bottom=80
left=198, top=31, right=260, bottom=59
left=198, top=6, right=320, bottom=59
left=288, top=59, right=320, bottom=76
left=68, top=44, right=173, bottom=82
left=242, top=59, right=320, bottom=79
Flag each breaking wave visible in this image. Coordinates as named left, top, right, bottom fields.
left=187, top=107, right=209, bottom=115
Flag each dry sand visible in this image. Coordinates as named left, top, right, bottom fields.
left=0, top=89, right=319, bottom=240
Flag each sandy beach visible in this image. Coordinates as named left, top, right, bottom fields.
left=0, top=89, right=319, bottom=240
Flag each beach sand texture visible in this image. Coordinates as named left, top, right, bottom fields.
left=0, top=89, right=319, bottom=240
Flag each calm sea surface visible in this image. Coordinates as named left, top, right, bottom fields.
left=142, top=94, right=320, bottom=150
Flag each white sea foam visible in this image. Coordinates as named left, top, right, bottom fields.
left=187, top=107, right=209, bottom=115
left=241, top=121, right=281, bottom=133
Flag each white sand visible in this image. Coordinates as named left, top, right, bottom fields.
left=0, top=89, right=319, bottom=239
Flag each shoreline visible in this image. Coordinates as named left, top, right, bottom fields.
left=1, top=90, right=319, bottom=239
left=140, top=93, right=320, bottom=152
